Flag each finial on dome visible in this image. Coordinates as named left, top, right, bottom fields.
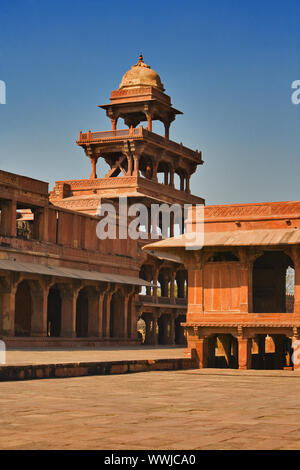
left=138, top=53, right=143, bottom=62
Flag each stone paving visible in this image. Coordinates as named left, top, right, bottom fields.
left=1, top=368, right=300, bottom=450
left=4, top=346, right=185, bottom=365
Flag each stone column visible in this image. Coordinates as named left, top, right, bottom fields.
left=0, top=287, right=16, bottom=336
left=152, top=160, right=158, bottom=182
left=110, top=117, right=118, bottom=131
left=152, top=314, right=158, bottom=345
left=133, top=155, right=140, bottom=177
left=129, top=293, right=138, bottom=340
left=32, top=207, right=49, bottom=242
left=169, top=167, right=174, bottom=188
left=30, top=283, right=48, bottom=337
left=194, top=337, right=209, bottom=368
left=238, top=337, right=252, bottom=370
left=0, top=199, right=16, bottom=237
left=89, top=157, right=98, bottom=179
left=61, top=285, right=77, bottom=338
left=123, top=294, right=129, bottom=339
left=170, top=272, right=176, bottom=303
left=186, top=175, right=191, bottom=194
left=169, top=315, right=175, bottom=345
left=273, top=335, right=286, bottom=370
left=164, top=121, right=170, bottom=140
left=240, top=259, right=249, bottom=313
left=87, top=289, right=103, bottom=338
left=144, top=315, right=151, bottom=345
left=104, top=292, right=113, bottom=338
left=153, top=269, right=159, bottom=303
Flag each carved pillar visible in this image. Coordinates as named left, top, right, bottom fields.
left=144, top=110, right=152, bottom=132
left=133, top=154, right=140, bottom=177
left=89, top=157, right=99, bottom=179
left=185, top=175, right=191, bottom=194
left=164, top=121, right=170, bottom=140
left=110, top=117, right=118, bottom=132
left=238, top=337, right=252, bottom=370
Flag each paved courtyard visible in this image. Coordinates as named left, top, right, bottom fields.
left=4, top=346, right=185, bottom=366
left=1, top=368, right=300, bottom=450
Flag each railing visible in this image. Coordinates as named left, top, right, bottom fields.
left=77, top=128, right=202, bottom=161
left=78, top=128, right=142, bottom=142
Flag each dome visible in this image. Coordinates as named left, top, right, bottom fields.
left=119, top=54, right=165, bottom=92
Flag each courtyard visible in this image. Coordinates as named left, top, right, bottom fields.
left=1, top=368, right=300, bottom=450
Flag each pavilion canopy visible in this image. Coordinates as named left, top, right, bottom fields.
left=143, top=227, right=300, bottom=251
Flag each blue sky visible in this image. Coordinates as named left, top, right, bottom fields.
left=0, top=0, right=299, bottom=205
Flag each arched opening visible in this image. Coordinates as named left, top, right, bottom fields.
left=175, top=270, right=188, bottom=299
left=253, top=251, right=294, bottom=313
left=157, top=162, right=169, bottom=186
left=47, top=286, right=61, bottom=337
left=214, top=334, right=238, bottom=368
left=110, top=290, right=124, bottom=338
left=174, top=169, right=186, bottom=191
left=76, top=289, right=89, bottom=337
left=252, top=334, right=292, bottom=370
left=139, top=156, right=153, bottom=180
left=158, top=268, right=170, bottom=298
left=15, top=280, right=32, bottom=336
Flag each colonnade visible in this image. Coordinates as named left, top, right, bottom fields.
left=0, top=274, right=138, bottom=342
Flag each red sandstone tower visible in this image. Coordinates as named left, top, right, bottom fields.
left=51, top=54, right=205, bottom=345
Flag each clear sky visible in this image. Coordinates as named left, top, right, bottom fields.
left=0, top=0, right=299, bottom=205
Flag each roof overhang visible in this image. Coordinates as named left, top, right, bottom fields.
left=0, top=259, right=153, bottom=287
left=143, top=227, right=300, bottom=253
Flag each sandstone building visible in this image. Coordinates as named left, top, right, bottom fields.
left=0, top=55, right=204, bottom=347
